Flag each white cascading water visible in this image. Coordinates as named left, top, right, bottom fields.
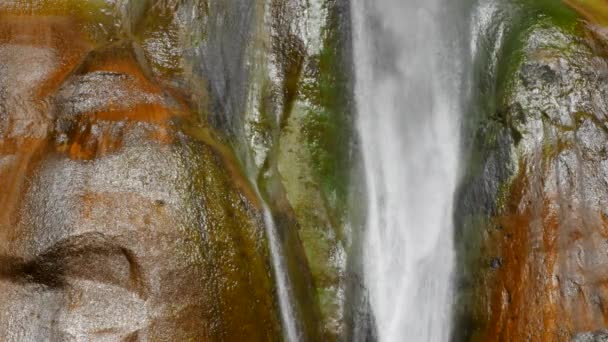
left=352, top=0, right=465, bottom=340
left=260, top=204, right=300, bottom=342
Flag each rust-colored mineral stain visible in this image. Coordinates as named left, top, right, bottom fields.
left=485, top=174, right=532, bottom=341
left=56, top=105, right=178, bottom=161
left=0, top=139, right=47, bottom=233
left=0, top=16, right=89, bottom=245
left=58, top=121, right=124, bottom=161
left=482, top=164, right=565, bottom=342
left=481, top=160, right=608, bottom=341
left=0, top=15, right=92, bottom=97
left=93, top=104, right=177, bottom=125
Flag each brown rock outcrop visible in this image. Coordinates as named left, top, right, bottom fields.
left=0, top=9, right=282, bottom=341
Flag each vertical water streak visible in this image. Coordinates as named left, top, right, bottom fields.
left=171, top=0, right=302, bottom=338
left=351, top=0, right=466, bottom=340
left=260, top=202, right=301, bottom=342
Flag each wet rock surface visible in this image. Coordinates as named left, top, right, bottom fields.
left=0, top=6, right=283, bottom=341
left=0, top=0, right=360, bottom=340
left=457, top=11, right=608, bottom=341
left=573, top=329, right=608, bottom=342
left=241, top=0, right=358, bottom=338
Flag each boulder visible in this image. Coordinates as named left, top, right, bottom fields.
left=0, top=14, right=282, bottom=341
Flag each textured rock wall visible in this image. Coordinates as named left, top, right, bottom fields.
left=0, top=0, right=358, bottom=340
left=456, top=2, right=608, bottom=340
left=0, top=3, right=285, bottom=340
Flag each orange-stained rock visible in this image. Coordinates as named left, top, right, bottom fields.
left=0, top=10, right=283, bottom=341
left=52, top=43, right=184, bottom=160
left=0, top=15, right=90, bottom=237
left=458, top=20, right=608, bottom=342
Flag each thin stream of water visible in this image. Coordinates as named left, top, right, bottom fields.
left=260, top=203, right=300, bottom=342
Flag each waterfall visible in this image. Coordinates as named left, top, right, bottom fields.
left=351, top=0, right=467, bottom=340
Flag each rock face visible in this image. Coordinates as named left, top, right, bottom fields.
left=0, top=7, right=283, bottom=341
left=573, top=329, right=608, bottom=342
left=0, top=0, right=359, bottom=340
left=240, top=1, right=357, bottom=339
left=149, top=0, right=357, bottom=338
left=119, top=1, right=358, bottom=338
left=456, top=8, right=608, bottom=341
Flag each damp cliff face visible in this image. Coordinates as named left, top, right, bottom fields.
left=11, top=0, right=608, bottom=341
left=0, top=0, right=356, bottom=340
left=241, top=1, right=356, bottom=339
left=0, top=3, right=283, bottom=341
left=175, top=0, right=356, bottom=339
left=456, top=1, right=608, bottom=340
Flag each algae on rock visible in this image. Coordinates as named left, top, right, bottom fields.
left=242, top=0, right=356, bottom=339
left=0, top=3, right=285, bottom=340
left=456, top=2, right=608, bottom=339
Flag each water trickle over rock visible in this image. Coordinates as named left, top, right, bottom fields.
left=0, top=5, right=285, bottom=340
